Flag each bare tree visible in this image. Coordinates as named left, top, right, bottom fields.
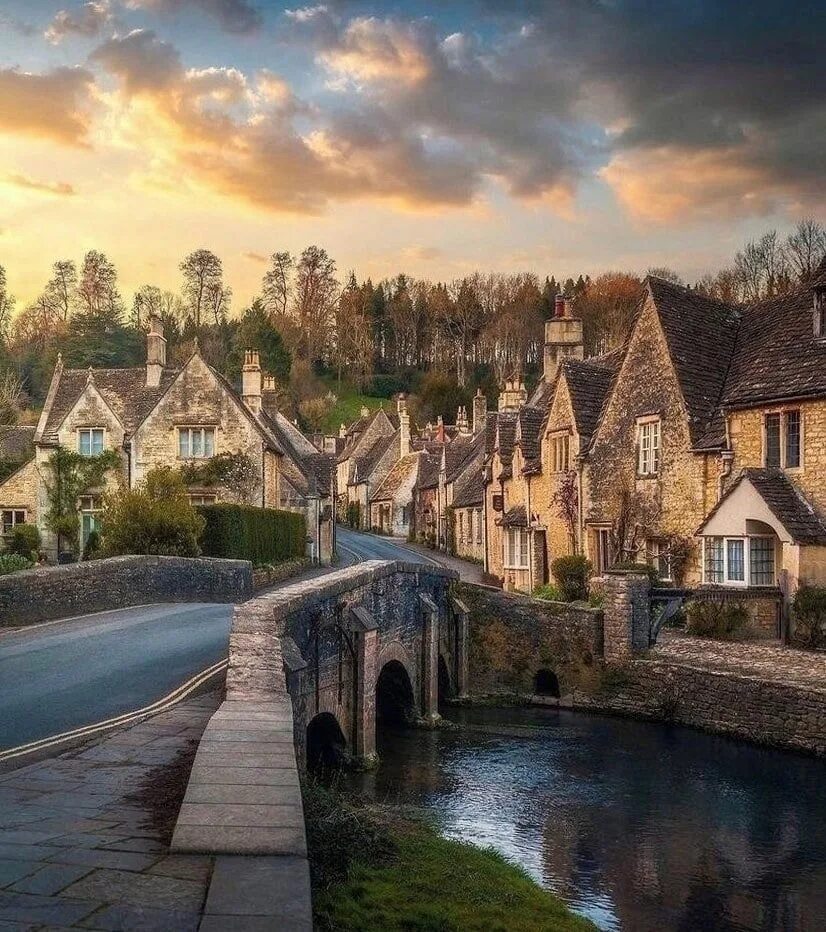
left=552, top=470, right=579, bottom=554
left=786, top=218, right=826, bottom=282
left=77, top=250, right=122, bottom=315
left=261, top=251, right=293, bottom=320
left=0, top=264, right=15, bottom=341
left=180, top=249, right=224, bottom=328
left=292, top=245, right=338, bottom=363
left=0, top=369, right=23, bottom=425
left=44, top=260, right=77, bottom=321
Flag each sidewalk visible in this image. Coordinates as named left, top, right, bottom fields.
left=0, top=690, right=222, bottom=930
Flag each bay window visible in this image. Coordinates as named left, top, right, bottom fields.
left=504, top=528, right=529, bottom=569
left=703, top=535, right=775, bottom=587
left=178, top=427, right=215, bottom=459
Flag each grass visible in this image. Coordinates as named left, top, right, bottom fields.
left=307, top=779, right=595, bottom=932
left=317, top=376, right=386, bottom=433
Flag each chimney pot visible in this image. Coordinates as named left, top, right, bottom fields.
left=554, top=294, right=565, bottom=318
left=242, top=348, right=262, bottom=414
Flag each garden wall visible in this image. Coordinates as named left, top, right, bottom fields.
left=0, top=555, right=252, bottom=628
left=457, top=582, right=604, bottom=696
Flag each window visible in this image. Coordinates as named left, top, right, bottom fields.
left=79, top=495, right=101, bottom=551
left=189, top=494, right=217, bottom=506
left=476, top=509, right=483, bottom=545
left=178, top=427, right=215, bottom=459
left=647, top=538, right=672, bottom=582
left=595, top=527, right=613, bottom=574
left=1, top=510, right=26, bottom=537
left=504, top=528, right=529, bottom=568
left=703, top=535, right=775, bottom=586
left=78, top=428, right=105, bottom=457
left=550, top=432, right=571, bottom=473
left=749, top=536, right=775, bottom=586
left=764, top=414, right=781, bottom=467
left=637, top=419, right=661, bottom=476
left=764, top=410, right=801, bottom=469
left=458, top=511, right=465, bottom=544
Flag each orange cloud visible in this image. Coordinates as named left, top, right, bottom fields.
left=4, top=174, right=76, bottom=196
left=320, top=17, right=433, bottom=87
left=0, top=67, right=95, bottom=146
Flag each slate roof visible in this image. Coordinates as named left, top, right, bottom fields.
left=351, top=432, right=396, bottom=483
left=40, top=367, right=180, bottom=443
left=562, top=351, right=622, bottom=450
left=647, top=277, right=741, bottom=446
left=497, top=504, right=527, bottom=527
left=0, top=425, right=35, bottom=462
left=260, top=408, right=332, bottom=496
left=722, top=286, right=826, bottom=409
left=527, top=379, right=553, bottom=410
left=415, top=451, right=441, bottom=490
left=371, top=453, right=419, bottom=502
left=517, top=406, right=545, bottom=468
left=698, top=468, right=826, bottom=546
left=451, top=444, right=485, bottom=508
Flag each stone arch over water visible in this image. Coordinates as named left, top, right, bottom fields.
left=376, top=659, right=416, bottom=727
left=306, top=711, right=348, bottom=771
left=534, top=668, right=561, bottom=698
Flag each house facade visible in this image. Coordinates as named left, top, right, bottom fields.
left=0, top=318, right=335, bottom=563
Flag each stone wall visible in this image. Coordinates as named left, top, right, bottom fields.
left=0, top=554, right=252, bottom=627
left=457, top=582, right=604, bottom=696
left=576, top=657, right=826, bottom=757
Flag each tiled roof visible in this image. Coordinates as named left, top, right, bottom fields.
left=352, top=432, right=396, bottom=483
left=647, top=277, right=740, bottom=446
left=0, top=425, right=35, bottom=462
left=698, top=468, right=826, bottom=545
left=497, top=504, right=527, bottom=527
left=527, top=379, right=553, bottom=409
left=722, top=286, right=826, bottom=408
left=518, top=406, right=545, bottom=466
left=451, top=446, right=485, bottom=507
left=261, top=408, right=332, bottom=496
left=810, top=255, right=826, bottom=289
left=415, top=451, right=441, bottom=490
left=563, top=351, right=622, bottom=450
left=41, top=367, right=180, bottom=442
left=371, top=452, right=419, bottom=502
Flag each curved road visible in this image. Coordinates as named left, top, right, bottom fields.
left=0, top=530, right=437, bottom=756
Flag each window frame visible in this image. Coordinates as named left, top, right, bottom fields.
left=189, top=493, right=217, bottom=506
left=594, top=526, right=613, bottom=575
left=549, top=431, right=571, bottom=474
left=78, top=495, right=102, bottom=551
left=178, top=426, right=217, bottom=460
left=646, top=538, right=673, bottom=583
left=762, top=409, right=803, bottom=470
left=503, top=527, right=530, bottom=569
left=702, top=534, right=776, bottom=588
left=77, top=428, right=105, bottom=457
left=636, top=416, right=661, bottom=477
left=1, top=509, right=27, bottom=537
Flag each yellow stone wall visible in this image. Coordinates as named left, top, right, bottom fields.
left=0, top=459, right=39, bottom=524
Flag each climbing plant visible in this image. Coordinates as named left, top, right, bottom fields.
left=179, top=451, right=257, bottom=503
left=44, top=446, right=121, bottom=552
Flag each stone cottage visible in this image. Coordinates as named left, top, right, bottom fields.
left=0, top=317, right=335, bottom=563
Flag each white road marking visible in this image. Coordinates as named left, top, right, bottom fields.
left=0, top=658, right=228, bottom=764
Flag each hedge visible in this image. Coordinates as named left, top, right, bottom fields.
left=198, top=504, right=306, bottom=565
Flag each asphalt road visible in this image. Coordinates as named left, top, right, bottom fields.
left=0, top=531, right=435, bottom=755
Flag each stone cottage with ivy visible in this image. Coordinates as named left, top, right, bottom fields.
left=0, top=317, right=335, bottom=563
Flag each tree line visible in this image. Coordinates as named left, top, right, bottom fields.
left=0, top=218, right=822, bottom=426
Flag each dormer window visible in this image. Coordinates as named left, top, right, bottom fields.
left=178, top=427, right=215, bottom=459
left=636, top=417, right=661, bottom=476
left=78, top=428, right=105, bottom=457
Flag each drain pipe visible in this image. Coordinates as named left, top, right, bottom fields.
left=718, top=413, right=734, bottom=501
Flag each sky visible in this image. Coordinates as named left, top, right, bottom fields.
left=0, top=0, right=824, bottom=308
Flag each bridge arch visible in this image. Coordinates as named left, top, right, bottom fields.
left=376, top=639, right=418, bottom=702
left=375, top=660, right=416, bottom=728
left=438, top=654, right=453, bottom=703
left=306, top=712, right=348, bottom=772
left=533, top=668, right=561, bottom=698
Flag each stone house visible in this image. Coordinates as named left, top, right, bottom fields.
left=0, top=317, right=335, bottom=563
left=336, top=405, right=400, bottom=528
left=368, top=452, right=421, bottom=536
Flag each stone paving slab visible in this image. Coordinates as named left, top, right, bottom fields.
left=0, top=691, right=221, bottom=929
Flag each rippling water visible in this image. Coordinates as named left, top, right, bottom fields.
left=345, top=707, right=826, bottom=932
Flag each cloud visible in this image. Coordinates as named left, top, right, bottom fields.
left=4, top=174, right=77, bottom=197
left=402, top=246, right=443, bottom=261
left=243, top=251, right=268, bottom=263
left=45, top=2, right=112, bottom=44
left=0, top=67, right=95, bottom=146
left=124, top=0, right=262, bottom=34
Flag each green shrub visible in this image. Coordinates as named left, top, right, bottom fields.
left=791, top=585, right=826, bottom=649
left=198, top=503, right=306, bottom=565
left=0, top=552, right=33, bottom=575
left=551, top=554, right=591, bottom=601
left=345, top=502, right=361, bottom=529
left=8, top=523, right=40, bottom=560
left=685, top=598, right=750, bottom=640
left=533, top=583, right=563, bottom=602
left=100, top=467, right=205, bottom=557
left=82, top=530, right=101, bottom=561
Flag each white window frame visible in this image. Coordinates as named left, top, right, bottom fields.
left=549, top=431, right=571, bottom=473
left=78, top=495, right=102, bottom=550
left=1, top=509, right=27, bottom=537
left=189, top=493, right=217, bottom=506
left=636, top=417, right=661, bottom=477
left=77, top=428, right=105, bottom=457
left=702, top=534, right=776, bottom=588
left=178, top=426, right=216, bottom=460
left=646, top=538, right=673, bottom=583
left=503, top=527, right=529, bottom=569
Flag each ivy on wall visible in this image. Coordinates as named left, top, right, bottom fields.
left=179, top=451, right=257, bottom=503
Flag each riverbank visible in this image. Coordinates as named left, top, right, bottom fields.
left=302, top=780, right=595, bottom=931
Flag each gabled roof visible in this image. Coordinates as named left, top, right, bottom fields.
left=370, top=452, right=419, bottom=503
left=415, top=451, right=441, bottom=491
left=698, top=468, right=826, bottom=546
left=722, top=286, right=826, bottom=409
left=647, top=277, right=741, bottom=446
left=517, top=406, right=544, bottom=468
left=0, top=425, right=35, bottom=462
left=451, top=441, right=486, bottom=508
left=351, top=432, right=396, bottom=484
left=562, top=351, right=622, bottom=451
left=260, top=407, right=331, bottom=496
left=40, top=367, right=180, bottom=443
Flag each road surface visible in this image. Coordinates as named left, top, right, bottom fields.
left=0, top=530, right=438, bottom=756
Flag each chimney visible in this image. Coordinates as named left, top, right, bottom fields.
left=436, top=415, right=445, bottom=443
left=397, top=393, right=407, bottom=415
left=473, top=388, right=487, bottom=435
left=242, top=349, right=262, bottom=415
left=399, top=406, right=411, bottom=457
left=543, top=293, right=583, bottom=383
left=456, top=405, right=470, bottom=434
left=339, top=423, right=347, bottom=439
left=498, top=377, right=527, bottom=411
left=360, top=405, right=370, bottom=419
left=146, top=314, right=166, bottom=388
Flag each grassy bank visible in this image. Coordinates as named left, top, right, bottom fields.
left=304, top=780, right=595, bottom=932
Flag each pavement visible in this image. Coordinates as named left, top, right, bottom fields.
left=0, top=689, right=222, bottom=930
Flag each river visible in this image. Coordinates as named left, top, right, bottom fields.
left=346, top=706, right=826, bottom=932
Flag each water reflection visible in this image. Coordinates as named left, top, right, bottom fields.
left=345, top=707, right=826, bottom=931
